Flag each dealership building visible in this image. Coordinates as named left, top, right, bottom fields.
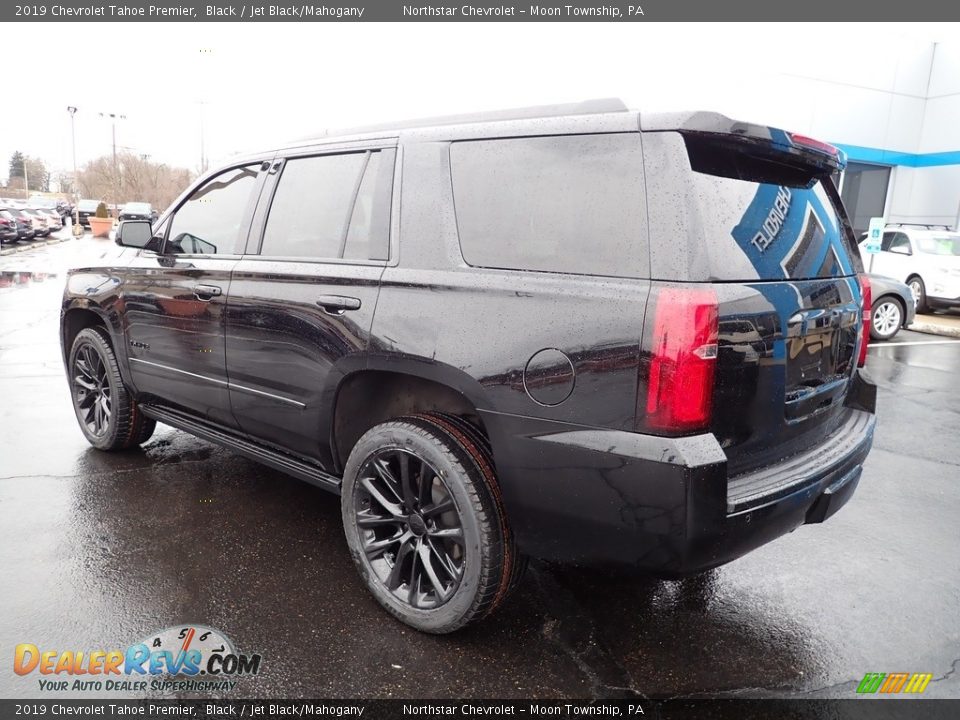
left=728, top=39, right=960, bottom=235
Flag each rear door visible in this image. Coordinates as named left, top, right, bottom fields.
left=641, top=131, right=865, bottom=474
left=224, top=144, right=396, bottom=470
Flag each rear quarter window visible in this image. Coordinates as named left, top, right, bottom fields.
left=449, top=133, right=647, bottom=278
left=643, top=131, right=859, bottom=282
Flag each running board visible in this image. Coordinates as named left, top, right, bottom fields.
left=140, top=405, right=342, bottom=494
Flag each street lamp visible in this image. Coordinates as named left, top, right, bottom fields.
left=67, top=106, right=80, bottom=234
left=98, top=111, right=126, bottom=220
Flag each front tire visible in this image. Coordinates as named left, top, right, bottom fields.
left=870, top=296, right=904, bottom=341
left=341, top=416, right=517, bottom=633
left=68, top=327, right=156, bottom=450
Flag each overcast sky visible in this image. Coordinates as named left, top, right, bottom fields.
left=0, top=22, right=953, bottom=184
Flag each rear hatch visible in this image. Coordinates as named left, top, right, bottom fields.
left=640, top=124, right=865, bottom=475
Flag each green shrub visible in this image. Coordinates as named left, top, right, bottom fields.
left=95, top=202, right=108, bottom=219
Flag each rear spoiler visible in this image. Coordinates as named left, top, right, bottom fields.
left=640, top=110, right=846, bottom=172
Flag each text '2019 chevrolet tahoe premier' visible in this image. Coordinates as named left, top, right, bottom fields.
left=61, top=100, right=877, bottom=633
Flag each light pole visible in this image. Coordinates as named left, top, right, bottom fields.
left=99, top=111, right=126, bottom=220
left=67, top=106, right=80, bottom=233
left=198, top=100, right=208, bottom=174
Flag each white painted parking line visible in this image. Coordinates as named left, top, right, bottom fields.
left=869, top=339, right=960, bottom=348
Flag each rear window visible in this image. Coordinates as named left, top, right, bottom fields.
left=916, top=234, right=960, bottom=256
left=449, top=134, right=646, bottom=278
left=649, top=133, right=858, bottom=282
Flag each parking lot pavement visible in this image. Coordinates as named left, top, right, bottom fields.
left=1, top=240, right=958, bottom=700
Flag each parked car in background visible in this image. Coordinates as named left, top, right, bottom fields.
left=29, top=197, right=72, bottom=225
left=118, top=202, right=158, bottom=224
left=866, top=274, right=916, bottom=341
left=37, top=207, right=63, bottom=229
left=6, top=208, right=37, bottom=240
left=859, top=225, right=960, bottom=313
left=63, top=101, right=877, bottom=634
left=19, top=208, right=51, bottom=237
left=76, top=199, right=100, bottom=228
left=0, top=209, right=20, bottom=243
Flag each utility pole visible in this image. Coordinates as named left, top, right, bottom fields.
left=199, top=100, right=208, bottom=174
left=99, top=111, right=126, bottom=219
left=67, top=106, right=80, bottom=232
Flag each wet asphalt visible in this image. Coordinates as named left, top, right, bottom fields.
left=1, top=236, right=958, bottom=700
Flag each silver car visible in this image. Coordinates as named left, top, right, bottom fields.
left=868, top=274, right=917, bottom=341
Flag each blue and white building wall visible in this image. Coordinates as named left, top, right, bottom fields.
left=703, top=37, right=960, bottom=234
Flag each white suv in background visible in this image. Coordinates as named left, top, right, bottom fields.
left=859, top=225, right=960, bottom=313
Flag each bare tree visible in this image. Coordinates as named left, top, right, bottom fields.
left=78, top=152, right=195, bottom=209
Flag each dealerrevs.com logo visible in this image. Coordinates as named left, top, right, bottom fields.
left=14, top=625, right=262, bottom=693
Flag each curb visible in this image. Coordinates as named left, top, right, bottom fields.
left=0, top=234, right=72, bottom=256
left=907, top=319, right=960, bottom=339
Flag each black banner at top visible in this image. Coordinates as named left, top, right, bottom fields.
left=4, top=0, right=960, bottom=22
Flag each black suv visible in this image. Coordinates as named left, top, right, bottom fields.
left=60, top=100, right=877, bottom=633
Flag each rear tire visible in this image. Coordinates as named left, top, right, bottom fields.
left=870, top=296, right=904, bottom=341
left=341, top=416, right=517, bottom=633
left=68, top=327, right=156, bottom=450
left=908, top=275, right=928, bottom=314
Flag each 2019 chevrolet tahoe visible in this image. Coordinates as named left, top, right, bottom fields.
left=60, top=100, right=877, bottom=633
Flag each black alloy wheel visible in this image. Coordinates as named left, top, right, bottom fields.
left=73, top=343, right=112, bottom=437
left=341, top=416, right=522, bottom=633
left=68, top=327, right=156, bottom=450
left=353, top=448, right=465, bottom=609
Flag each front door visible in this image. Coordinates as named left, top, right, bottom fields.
left=122, top=162, right=267, bottom=427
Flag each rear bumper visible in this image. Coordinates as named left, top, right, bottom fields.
left=483, top=372, right=876, bottom=574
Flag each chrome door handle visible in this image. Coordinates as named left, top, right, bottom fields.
left=316, top=295, right=361, bottom=314
left=194, top=284, right=222, bottom=301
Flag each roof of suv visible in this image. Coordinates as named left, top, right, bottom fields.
left=274, top=98, right=789, bottom=153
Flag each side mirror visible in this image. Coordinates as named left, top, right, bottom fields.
left=115, top=220, right=155, bottom=249
left=889, top=245, right=911, bottom=256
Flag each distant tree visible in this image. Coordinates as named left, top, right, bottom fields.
left=78, top=152, right=194, bottom=209
left=9, top=151, right=26, bottom=179
left=6, top=153, right=50, bottom=192
left=24, top=157, right=50, bottom=192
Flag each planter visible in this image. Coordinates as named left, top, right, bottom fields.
left=88, top=217, right=113, bottom=238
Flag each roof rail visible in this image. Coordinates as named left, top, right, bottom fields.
left=294, top=98, right=630, bottom=141
left=888, top=222, right=953, bottom=230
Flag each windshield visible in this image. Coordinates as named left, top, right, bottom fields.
left=915, top=234, right=960, bottom=256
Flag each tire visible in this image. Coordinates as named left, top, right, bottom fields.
left=68, top=327, right=156, bottom=451
left=908, top=275, right=928, bottom=314
left=341, top=416, right=517, bottom=633
left=423, top=412, right=528, bottom=599
left=870, top=296, right=904, bottom=341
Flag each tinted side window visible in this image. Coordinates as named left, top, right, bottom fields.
left=450, top=134, right=646, bottom=278
left=262, top=153, right=365, bottom=259
left=260, top=150, right=393, bottom=261
left=167, top=165, right=259, bottom=255
left=343, top=151, right=394, bottom=261
left=881, top=232, right=897, bottom=251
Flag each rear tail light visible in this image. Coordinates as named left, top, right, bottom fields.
left=858, top=274, right=872, bottom=367
left=788, top=132, right=839, bottom=157
left=645, top=287, right=719, bottom=432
